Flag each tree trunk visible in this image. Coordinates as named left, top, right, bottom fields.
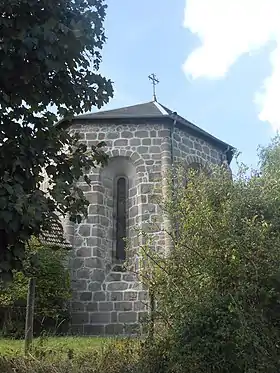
left=24, top=277, right=36, bottom=355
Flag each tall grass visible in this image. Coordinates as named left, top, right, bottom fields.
left=0, top=337, right=142, bottom=373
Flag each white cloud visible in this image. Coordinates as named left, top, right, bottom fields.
left=183, top=0, right=280, bottom=130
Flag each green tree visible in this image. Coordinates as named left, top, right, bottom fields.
left=140, top=139, right=280, bottom=372
left=0, top=0, right=113, bottom=280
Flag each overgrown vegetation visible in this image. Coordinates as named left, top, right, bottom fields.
left=0, top=239, right=71, bottom=338
left=2, top=138, right=280, bottom=372
left=0, top=336, right=108, bottom=357
left=0, top=338, right=142, bottom=373
left=133, top=137, right=280, bottom=372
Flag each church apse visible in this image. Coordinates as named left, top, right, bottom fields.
left=64, top=100, right=233, bottom=336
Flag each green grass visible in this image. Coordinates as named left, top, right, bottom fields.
left=0, top=336, right=108, bottom=357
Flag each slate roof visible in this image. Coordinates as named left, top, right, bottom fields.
left=39, top=220, right=72, bottom=250
left=77, top=101, right=163, bottom=119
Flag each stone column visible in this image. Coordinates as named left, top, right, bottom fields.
left=161, top=133, right=174, bottom=255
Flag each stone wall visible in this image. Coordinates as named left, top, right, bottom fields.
left=65, top=121, right=225, bottom=335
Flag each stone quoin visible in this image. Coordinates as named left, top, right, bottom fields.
left=44, top=100, right=234, bottom=336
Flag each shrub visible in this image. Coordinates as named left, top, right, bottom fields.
left=0, top=239, right=71, bottom=338
left=138, top=137, right=280, bottom=372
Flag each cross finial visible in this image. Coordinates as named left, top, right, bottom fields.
left=148, top=73, right=159, bottom=101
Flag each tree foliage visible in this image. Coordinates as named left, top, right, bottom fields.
left=0, top=0, right=113, bottom=280
left=139, top=138, right=280, bottom=372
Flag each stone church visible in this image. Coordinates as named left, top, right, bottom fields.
left=50, top=99, right=234, bottom=335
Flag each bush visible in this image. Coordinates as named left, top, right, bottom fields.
left=138, top=137, right=280, bottom=372
left=0, top=239, right=71, bottom=338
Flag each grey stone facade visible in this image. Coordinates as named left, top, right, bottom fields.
left=60, top=101, right=233, bottom=336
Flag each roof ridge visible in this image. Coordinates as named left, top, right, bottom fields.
left=153, top=101, right=169, bottom=115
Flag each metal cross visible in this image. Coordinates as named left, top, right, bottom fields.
left=148, top=73, right=159, bottom=101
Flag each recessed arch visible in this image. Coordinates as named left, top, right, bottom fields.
left=100, top=156, right=137, bottom=263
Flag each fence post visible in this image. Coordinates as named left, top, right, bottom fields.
left=24, top=277, right=36, bottom=355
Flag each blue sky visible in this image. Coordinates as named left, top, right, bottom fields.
left=97, top=0, right=280, bottom=170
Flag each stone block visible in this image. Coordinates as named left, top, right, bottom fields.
left=122, top=274, right=135, bottom=282
left=140, top=183, right=153, bottom=194
left=124, top=291, right=138, bottom=301
left=107, top=132, right=119, bottom=139
left=88, top=205, right=105, bottom=215
left=73, top=236, right=84, bottom=247
left=71, top=302, right=85, bottom=312
left=88, top=282, right=102, bottom=291
left=110, top=291, right=123, bottom=301
left=130, top=139, right=141, bottom=146
left=90, top=312, right=111, bottom=324
left=78, top=225, right=91, bottom=237
left=98, top=132, right=106, bottom=140
left=152, top=138, right=162, bottom=145
left=86, top=215, right=99, bottom=224
left=91, top=247, right=103, bottom=258
left=118, top=311, right=137, bottom=323
left=107, top=282, right=128, bottom=291
left=99, top=302, right=114, bottom=311
left=72, top=280, right=87, bottom=291
left=76, top=268, right=90, bottom=279
left=84, top=325, right=105, bottom=335
left=86, top=192, right=104, bottom=204
left=106, top=272, right=121, bottom=282
left=86, top=302, right=98, bottom=312
left=85, top=257, right=103, bottom=269
left=138, top=291, right=148, bottom=301
left=111, top=311, right=118, bottom=323
left=142, top=138, right=151, bottom=145
left=72, top=258, right=84, bottom=270
left=129, top=187, right=137, bottom=197
left=86, top=133, right=97, bottom=140
left=91, top=269, right=105, bottom=283
left=86, top=237, right=102, bottom=247
left=71, top=312, right=89, bottom=324
left=173, top=133, right=181, bottom=142
left=70, top=325, right=84, bottom=335
left=135, top=130, right=149, bottom=138
left=105, top=324, right=124, bottom=335
left=114, top=139, right=128, bottom=146
left=93, top=291, right=106, bottom=301
left=158, top=129, right=170, bottom=137
left=76, top=247, right=91, bottom=258
left=79, top=292, right=92, bottom=302
left=137, top=146, right=149, bottom=154
left=152, top=154, right=161, bottom=160
left=121, top=131, right=133, bottom=138
left=114, top=302, right=133, bottom=311
left=91, top=226, right=105, bottom=238
left=136, top=165, right=146, bottom=173
left=134, top=301, right=148, bottom=311
left=149, top=145, right=161, bottom=153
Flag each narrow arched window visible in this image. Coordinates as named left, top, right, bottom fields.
left=116, top=177, right=127, bottom=261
